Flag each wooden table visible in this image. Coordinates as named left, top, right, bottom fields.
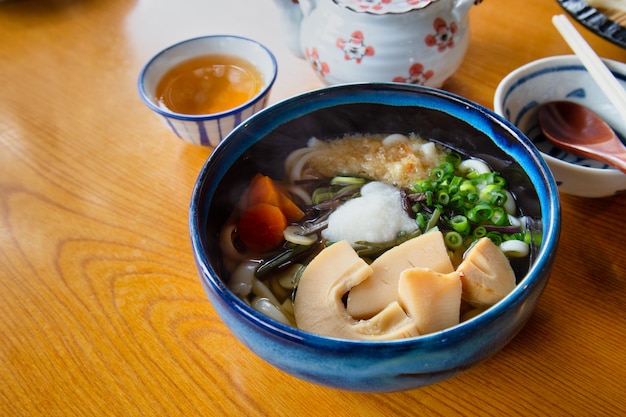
left=2, top=0, right=625, bottom=415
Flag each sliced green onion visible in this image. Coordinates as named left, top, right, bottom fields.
left=416, top=212, right=428, bottom=229
left=466, top=192, right=479, bottom=204
left=430, top=167, right=446, bottom=181
left=486, top=231, right=503, bottom=246
left=473, top=226, right=487, bottom=238
left=312, top=187, right=333, bottom=204
left=413, top=179, right=432, bottom=193
left=523, top=230, right=543, bottom=246
left=480, top=184, right=507, bottom=206
left=467, top=203, right=493, bottom=222
left=330, top=176, right=366, bottom=185
left=409, top=152, right=539, bottom=260
left=460, top=180, right=476, bottom=195
left=444, top=231, right=463, bottom=250
left=490, top=207, right=508, bottom=226
left=450, top=215, right=469, bottom=234
left=425, top=207, right=441, bottom=231
left=437, top=190, right=450, bottom=205
left=312, top=183, right=362, bottom=204
left=493, top=174, right=506, bottom=186
left=425, top=190, right=434, bottom=206
left=446, top=152, right=463, bottom=166
left=449, top=194, right=465, bottom=210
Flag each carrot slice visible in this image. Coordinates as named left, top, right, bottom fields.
left=237, top=203, right=287, bottom=252
left=245, top=174, right=304, bottom=222
left=247, top=174, right=281, bottom=207
left=277, top=191, right=305, bottom=222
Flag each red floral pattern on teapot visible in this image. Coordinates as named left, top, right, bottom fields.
left=336, top=30, right=375, bottom=63
left=393, top=62, right=435, bottom=85
left=425, top=17, right=457, bottom=52
left=305, top=47, right=331, bottom=77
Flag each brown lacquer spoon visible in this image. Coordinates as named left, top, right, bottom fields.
left=537, top=100, right=626, bottom=174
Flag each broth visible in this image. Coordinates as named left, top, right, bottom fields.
left=156, top=54, right=262, bottom=115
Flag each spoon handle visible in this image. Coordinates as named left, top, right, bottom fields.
left=605, top=152, right=626, bottom=175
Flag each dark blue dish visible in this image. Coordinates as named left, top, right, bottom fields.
left=189, top=83, right=561, bottom=392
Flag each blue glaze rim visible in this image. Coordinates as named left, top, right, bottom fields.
left=137, top=35, right=278, bottom=121
left=189, top=82, right=561, bottom=351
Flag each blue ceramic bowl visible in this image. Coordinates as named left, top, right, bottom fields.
left=189, top=83, right=561, bottom=392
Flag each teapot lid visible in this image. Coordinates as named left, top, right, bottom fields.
left=333, top=0, right=440, bottom=14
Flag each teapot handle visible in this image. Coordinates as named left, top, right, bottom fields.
left=299, top=0, right=316, bottom=17
left=272, top=0, right=306, bottom=57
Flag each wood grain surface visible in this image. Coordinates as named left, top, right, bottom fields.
left=1, top=0, right=625, bottom=415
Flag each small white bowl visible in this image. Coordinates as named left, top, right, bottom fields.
left=494, top=55, right=626, bottom=198
left=138, top=35, right=277, bottom=147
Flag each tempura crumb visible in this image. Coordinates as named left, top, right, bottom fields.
left=302, top=134, right=443, bottom=188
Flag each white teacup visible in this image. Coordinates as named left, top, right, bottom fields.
left=138, top=35, right=277, bottom=147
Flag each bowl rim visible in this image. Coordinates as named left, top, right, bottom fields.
left=493, top=54, right=626, bottom=178
left=137, top=34, right=278, bottom=121
left=190, top=82, right=561, bottom=348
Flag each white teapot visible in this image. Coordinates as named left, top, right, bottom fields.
left=275, top=0, right=481, bottom=87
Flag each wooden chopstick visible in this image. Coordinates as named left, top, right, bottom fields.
left=552, top=14, right=626, bottom=122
